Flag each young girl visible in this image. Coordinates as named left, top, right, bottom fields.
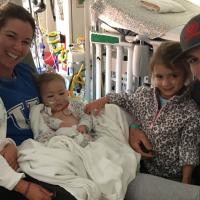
left=30, top=72, right=93, bottom=146
left=84, top=41, right=200, bottom=184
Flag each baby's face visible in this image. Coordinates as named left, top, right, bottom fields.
left=41, top=79, right=69, bottom=113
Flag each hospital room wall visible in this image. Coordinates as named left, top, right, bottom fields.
left=71, top=0, right=85, bottom=43
left=34, top=0, right=85, bottom=47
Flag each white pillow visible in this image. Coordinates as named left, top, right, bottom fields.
left=140, top=0, right=186, bottom=13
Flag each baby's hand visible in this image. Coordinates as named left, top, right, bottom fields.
left=77, top=125, right=88, bottom=134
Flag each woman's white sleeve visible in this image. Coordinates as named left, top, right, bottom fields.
left=0, top=96, right=24, bottom=190
left=0, top=155, right=24, bottom=190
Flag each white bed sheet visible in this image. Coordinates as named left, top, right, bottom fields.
left=90, top=0, right=200, bottom=40
left=99, top=15, right=184, bottom=41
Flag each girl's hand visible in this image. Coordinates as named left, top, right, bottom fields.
left=129, top=128, right=153, bottom=159
left=0, top=143, right=18, bottom=170
left=182, top=165, right=193, bottom=184
left=84, top=96, right=108, bottom=116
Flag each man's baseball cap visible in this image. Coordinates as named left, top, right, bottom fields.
left=180, top=14, right=200, bottom=55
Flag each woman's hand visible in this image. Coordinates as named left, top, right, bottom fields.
left=0, top=143, right=18, bottom=170
left=15, top=179, right=53, bottom=200
left=84, top=96, right=108, bottom=116
left=129, top=128, right=153, bottom=159
left=26, top=182, right=53, bottom=200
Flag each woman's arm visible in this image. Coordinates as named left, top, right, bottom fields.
left=14, top=179, right=53, bottom=200
left=0, top=145, right=53, bottom=199
left=0, top=153, right=24, bottom=190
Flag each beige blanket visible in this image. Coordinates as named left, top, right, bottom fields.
left=90, top=0, right=200, bottom=39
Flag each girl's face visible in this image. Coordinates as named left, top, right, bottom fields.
left=153, top=64, right=186, bottom=99
left=41, top=79, right=69, bottom=113
left=0, top=19, right=33, bottom=78
left=186, top=47, right=200, bottom=80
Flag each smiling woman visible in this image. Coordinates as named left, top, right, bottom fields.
left=0, top=2, right=77, bottom=200
left=0, top=19, right=33, bottom=78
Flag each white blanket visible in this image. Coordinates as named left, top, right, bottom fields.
left=18, top=104, right=140, bottom=200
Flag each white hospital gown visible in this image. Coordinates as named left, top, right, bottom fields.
left=31, top=101, right=93, bottom=147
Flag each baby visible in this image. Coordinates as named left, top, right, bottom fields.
left=30, top=72, right=93, bottom=147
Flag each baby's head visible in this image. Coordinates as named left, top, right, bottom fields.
left=36, top=72, right=69, bottom=112
left=150, top=41, right=191, bottom=99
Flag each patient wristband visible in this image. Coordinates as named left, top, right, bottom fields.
left=129, top=124, right=140, bottom=129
